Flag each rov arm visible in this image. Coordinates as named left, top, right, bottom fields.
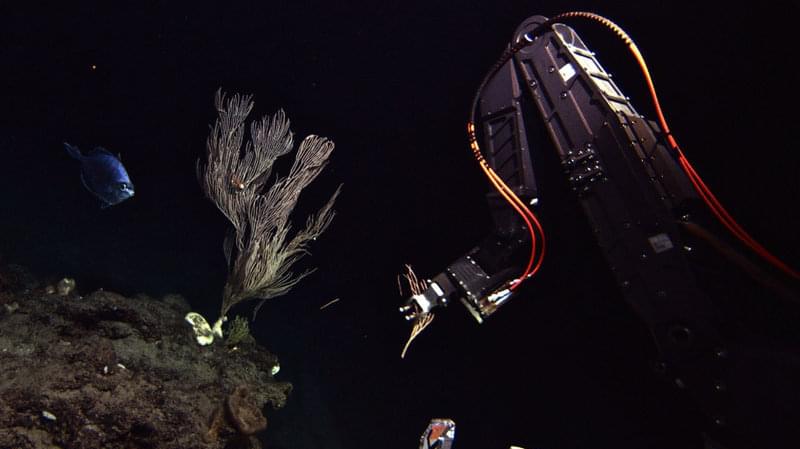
left=402, top=14, right=800, bottom=447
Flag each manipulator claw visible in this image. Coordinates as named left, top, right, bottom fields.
left=399, top=273, right=456, bottom=321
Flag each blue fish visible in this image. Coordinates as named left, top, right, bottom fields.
left=64, top=142, right=135, bottom=208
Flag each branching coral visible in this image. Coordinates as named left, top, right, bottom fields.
left=198, top=89, right=340, bottom=321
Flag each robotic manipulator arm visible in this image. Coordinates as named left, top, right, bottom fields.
left=403, top=16, right=662, bottom=329
left=401, top=12, right=800, bottom=448
left=402, top=13, right=765, bottom=330
left=403, top=12, right=799, bottom=328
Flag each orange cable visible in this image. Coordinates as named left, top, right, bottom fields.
left=482, top=161, right=546, bottom=282
left=468, top=122, right=546, bottom=288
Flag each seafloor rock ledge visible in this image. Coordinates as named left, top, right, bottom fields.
left=0, top=263, right=291, bottom=449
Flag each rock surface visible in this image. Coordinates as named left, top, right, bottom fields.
left=0, top=264, right=291, bottom=449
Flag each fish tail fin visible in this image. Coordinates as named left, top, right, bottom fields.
left=64, top=142, right=82, bottom=159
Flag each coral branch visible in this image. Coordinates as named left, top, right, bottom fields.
left=198, top=89, right=340, bottom=320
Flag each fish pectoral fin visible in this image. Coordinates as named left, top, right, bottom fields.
left=64, top=142, right=82, bottom=159
left=79, top=172, right=91, bottom=192
left=99, top=200, right=113, bottom=209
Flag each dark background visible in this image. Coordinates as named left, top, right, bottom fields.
left=1, top=2, right=798, bottom=449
